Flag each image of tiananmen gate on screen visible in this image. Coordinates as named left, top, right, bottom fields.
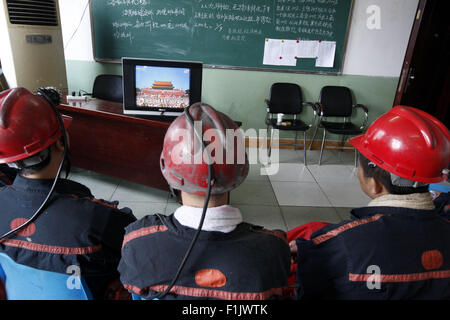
left=136, top=80, right=189, bottom=109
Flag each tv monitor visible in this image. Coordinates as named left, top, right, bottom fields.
left=122, top=57, right=203, bottom=117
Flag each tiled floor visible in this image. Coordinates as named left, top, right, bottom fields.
left=68, top=148, right=372, bottom=232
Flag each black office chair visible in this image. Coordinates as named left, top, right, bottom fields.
left=89, top=74, right=123, bottom=103
left=309, top=86, right=368, bottom=166
left=265, top=83, right=317, bottom=165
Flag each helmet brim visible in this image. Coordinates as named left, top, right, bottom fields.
left=62, top=115, right=72, bottom=129
left=349, top=135, right=363, bottom=151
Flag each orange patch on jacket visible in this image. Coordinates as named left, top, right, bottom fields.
left=195, top=269, right=227, bottom=288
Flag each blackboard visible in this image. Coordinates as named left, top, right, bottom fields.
left=91, top=0, right=354, bottom=74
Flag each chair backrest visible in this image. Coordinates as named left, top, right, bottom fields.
left=319, top=86, right=353, bottom=117
left=92, top=74, right=123, bottom=103
left=0, top=253, right=92, bottom=300
left=268, top=83, right=304, bottom=115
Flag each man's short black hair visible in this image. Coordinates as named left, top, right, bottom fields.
left=358, top=153, right=429, bottom=195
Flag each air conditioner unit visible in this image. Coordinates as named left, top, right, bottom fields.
left=0, top=0, right=68, bottom=94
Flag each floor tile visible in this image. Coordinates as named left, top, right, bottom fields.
left=306, top=164, right=355, bottom=184
left=304, top=149, right=342, bottom=166
left=305, top=148, right=358, bottom=166
left=334, top=207, right=354, bottom=221
left=69, top=171, right=120, bottom=201
left=69, top=167, right=103, bottom=176
left=165, top=202, right=182, bottom=215
left=118, top=202, right=168, bottom=220
left=344, top=165, right=361, bottom=181
left=246, top=163, right=270, bottom=182
left=68, top=167, right=87, bottom=175
left=270, top=148, right=303, bottom=164
left=236, top=205, right=287, bottom=231
left=271, top=181, right=331, bottom=207
left=246, top=147, right=268, bottom=166
left=266, top=163, right=315, bottom=183
left=281, top=206, right=342, bottom=230
left=167, top=191, right=179, bottom=203
left=336, top=150, right=358, bottom=166
left=230, top=180, right=278, bottom=206
left=112, top=180, right=170, bottom=202
left=318, top=181, right=371, bottom=208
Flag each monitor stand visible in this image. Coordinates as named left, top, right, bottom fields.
left=124, top=110, right=182, bottom=121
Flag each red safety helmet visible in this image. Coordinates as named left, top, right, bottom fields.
left=160, top=103, right=249, bottom=195
left=350, top=106, right=450, bottom=183
left=0, top=87, right=72, bottom=164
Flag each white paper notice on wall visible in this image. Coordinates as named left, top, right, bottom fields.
left=263, top=39, right=282, bottom=66
left=263, top=39, right=297, bottom=66
left=315, top=41, right=336, bottom=68
left=279, top=40, right=297, bottom=66
left=297, top=40, right=320, bottom=59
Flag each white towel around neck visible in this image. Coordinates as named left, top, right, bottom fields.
left=367, top=192, right=436, bottom=211
left=173, top=205, right=243, bottom=233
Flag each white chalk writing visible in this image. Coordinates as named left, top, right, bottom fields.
left=107, top=0, right=341, bottom=43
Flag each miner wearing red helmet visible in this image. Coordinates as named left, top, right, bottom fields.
left=118, top=103, right=290, bottom=300
left=0, top=88, right=136, bottom=299
left=290, top=106, right=450, bottom=300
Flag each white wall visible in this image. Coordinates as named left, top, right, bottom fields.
left=343, top=0, right=419, bottom=77
left=59, top=0, right=93, bottom=61
left=58, top=0, right=419, bottom=78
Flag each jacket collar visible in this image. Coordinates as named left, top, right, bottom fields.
left=11, top=175, right=56, bottom=192
left=350, top=205, right=441, bottom=221
left=10, top=175, right=92, bottom=198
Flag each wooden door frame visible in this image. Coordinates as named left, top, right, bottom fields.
left=435, top=65, right=450, bottom=122
left=394, top=0, right=427, bottom=106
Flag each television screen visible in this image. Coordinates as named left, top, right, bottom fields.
left=123, top=58, right=202, bottom=117
left=135, top=65, right=190, bottom=109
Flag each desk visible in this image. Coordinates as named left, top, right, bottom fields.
left=57, top=99, right=171, bottom=191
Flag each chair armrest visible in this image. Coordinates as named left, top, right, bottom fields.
left=354, top=104, right=369, bottom=130
left=265, top=114, right=271, bottom=126
left=354, top=104, right=368, bottom=114
left=302, top=101, right=316, bottom=110
left=265, top=99, right=272, bottom=120
left=302, top=102, right=318, bottom=127
left=314, top=103, right=324, bottom=115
